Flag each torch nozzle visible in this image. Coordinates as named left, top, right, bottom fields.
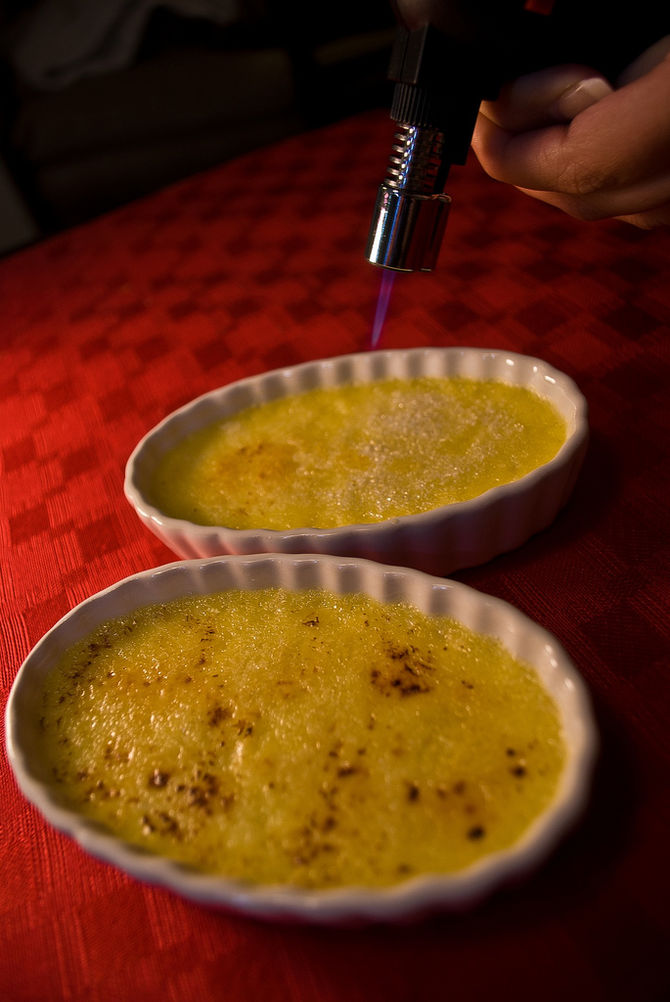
left=365, top=24, right=465, bottom=273
left=366, top=121, right=451, bottom=272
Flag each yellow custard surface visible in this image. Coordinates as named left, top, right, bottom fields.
left=148, top=377, right=567, bottom=529
left=39, top=588, right=565, bottom=889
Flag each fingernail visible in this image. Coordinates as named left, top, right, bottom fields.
left=554, top=77, right=613, bottom=120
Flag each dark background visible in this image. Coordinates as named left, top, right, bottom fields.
left=0, top=1, right=396, bottom=255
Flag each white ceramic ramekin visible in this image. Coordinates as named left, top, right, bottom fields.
left=5, top=553, right=597, bottom=924
left=124, top=348, right=588, bottom=576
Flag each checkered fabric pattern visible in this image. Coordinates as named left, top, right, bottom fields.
left=1, top=110, right=669, bottom=1002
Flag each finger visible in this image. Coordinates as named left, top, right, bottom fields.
left=472, top=53, right=670, bottom=196
left=618, top=34, right=670, bottom=84
left=615, top=204, right=670, bottom=228
left=479, top=65, right=612, bottom=131
left=515, top=172, right=670, bottom=224
left=521, top=190, right=670, bottom=229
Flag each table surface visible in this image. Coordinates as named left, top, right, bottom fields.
left=1, top=110, right=669, bottom=1002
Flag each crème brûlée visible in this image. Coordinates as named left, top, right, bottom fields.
left=39, top=588, right=566, bottom=889
left=148, top=376, right=567, bottom=529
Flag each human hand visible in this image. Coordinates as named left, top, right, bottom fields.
left=471, top=37, right=670, bottom=228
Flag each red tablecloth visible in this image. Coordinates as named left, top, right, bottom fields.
left=1, top=110, right=669, bottom=1002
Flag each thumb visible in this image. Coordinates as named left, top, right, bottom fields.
left=479, top=65, right=613, bottom=131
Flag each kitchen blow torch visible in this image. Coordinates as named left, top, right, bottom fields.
left=365, top=0, right=663, bottom=272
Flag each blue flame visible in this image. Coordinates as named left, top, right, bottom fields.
left=369, top=270, right=396, bottom=350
